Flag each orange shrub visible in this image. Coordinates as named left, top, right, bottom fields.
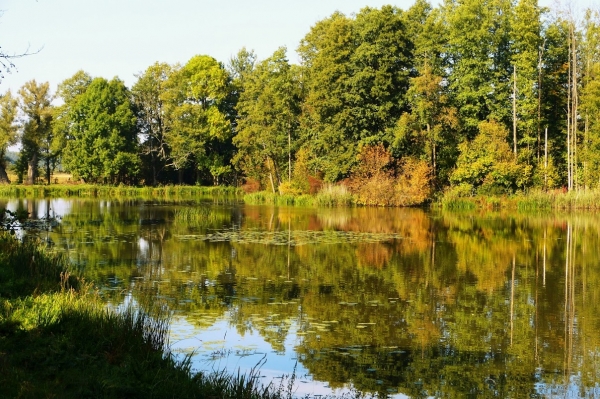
left=240, top=178, right=261, bottom=193
left=393, top=157, right=433, bottom=206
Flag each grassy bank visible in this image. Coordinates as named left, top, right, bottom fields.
left=244, top=185, right=355, bottom=207
left=0, top=184, right=241, bottom=200
left=440, top=189, right=600, bottom=211
left=0, top=233, right=300, bottom=399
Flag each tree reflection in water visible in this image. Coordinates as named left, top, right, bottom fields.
left=3, top=197, right=600, bottom=397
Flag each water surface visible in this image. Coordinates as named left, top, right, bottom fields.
left=3, top=197, right=600, bottom=398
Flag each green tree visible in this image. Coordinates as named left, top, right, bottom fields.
left=579, top=10, right=600, bottom=189
left=53, top=70, right=93, bottom=176
left=394, top=65, right=458, bottom=188
left=17, top=80, right=53, bottom=184
left=443, top=0, right=513, bottom=138
left=62, top=77, right=140, bottom=184
left=539, top=19, right=569, bottom=187
left=0, top=90, right=18, bottom=183
left=233, top=47, right=301, bottom=191
left=450, top=120, right=532, bottom=194
left=162, top=55, right=232, bottom=185
left=511, top=0, right=544, bottom=157
left=298, top=6, right=412, bottom=181
left=132, top=62, right=173, bottom=185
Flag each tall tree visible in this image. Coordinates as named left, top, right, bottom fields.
left=0, top=90, right=18, bottom=183
left=53, top=70, right=93, bottom=177
left=511, top=0, right=544, bottom=157
left=132, top=62, right=173, bottom=185
left=539, top=18, right=569, bottom=187
left=443, top=0, right=513, bottom=139
left=298, top=6, right=413, bottom=181
left=162, top=55, right=232, bottom=185
left=395, top=1, right=458, bottom=187
left=394, top=64, right=458, bottom=187
left=233, top=47, right=301, bottom=191
left=18, top=80, right=53, bottom=184
left=580, top=9, right=600, bottom=189
left=62, top=77, right=139, bottom=184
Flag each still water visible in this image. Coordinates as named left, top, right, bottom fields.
left=3, top=197, right=600, bottom=398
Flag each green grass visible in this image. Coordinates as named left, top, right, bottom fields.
left=0, top=184, right=242, bottom=200
left=439, top=189, right=600, bottom=211
left=0, top=233, right=330, bottom=398
left=244, top=185, right=356, bottom=207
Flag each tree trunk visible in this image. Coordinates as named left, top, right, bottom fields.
left=0, top=163, right=10, bottom=184
left=27, top=153, right=38, bottom=185
left=537, top=40, right=545, bottom=162
left=45, top=158, right=51, bottom=185
left=513, top=66, right=518, bottom=156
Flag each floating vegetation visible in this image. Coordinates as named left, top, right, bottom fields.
left=176, top=228, right=403, bottom=246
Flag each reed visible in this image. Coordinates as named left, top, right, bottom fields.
left=314, top=184, right=355, bottom=207
left=440, top=189, right=600, bottom=211
left=243, top=185, right=356, bottom=208
left=0, top=184, right=242, bottom=199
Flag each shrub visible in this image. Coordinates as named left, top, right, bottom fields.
left=240, top=178, right=261, bottom=193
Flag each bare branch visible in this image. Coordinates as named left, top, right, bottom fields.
left=0, top=44, right=43, bottom=83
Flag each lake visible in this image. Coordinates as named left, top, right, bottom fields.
left=2, top=197, right=600, bottom=398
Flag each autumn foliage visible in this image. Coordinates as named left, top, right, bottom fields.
left=346, top=144, right=432, bottom=206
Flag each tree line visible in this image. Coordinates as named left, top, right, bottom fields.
left=0, top=0, right=599, bottom=205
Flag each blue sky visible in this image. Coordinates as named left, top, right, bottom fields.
left=0, top=0, right=416, bottom=95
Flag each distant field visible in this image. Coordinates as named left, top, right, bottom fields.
left=6, top=172, right=74, bottom=184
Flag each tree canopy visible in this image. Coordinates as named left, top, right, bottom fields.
left=1, top=2, right=599, bottom=202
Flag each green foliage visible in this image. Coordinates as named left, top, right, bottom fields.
left=17, top=80, right=54, bottom=184
left=131, top=62, right=173, bottom=186
left=6, top=2, right=600, bottom=198
left=0, top=90, right=18, bottom=183
left=163, top=55, right=233, bottom=185
left=233, top=47, right=301, bottom=187
left=450, top=120, right=531, bottom=195
left=298, top=6, right=412, bottom=181
left=444, top=0, right=513, bottom=135
left=511, top=0, right=543, bottom=153
left=52, top=71, right=93, bottom=180
left=62, top=77, right=140, bottom=184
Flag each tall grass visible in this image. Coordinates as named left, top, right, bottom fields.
left=0, top=233, right=79, bottom=298
left=0, top=232, right=323, bottom=399
left=440, top=189, right=600, bottom=211
left=0, top=184, right=242, bottom=200
left=244, top=184, right=356, bottom=207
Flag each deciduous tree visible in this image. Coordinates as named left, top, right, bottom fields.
left=0, top=90, right=18, bottom=183
left=233, top=47, right=301, bottom=191
left=17, top=80, right=53, bottom=184
left=132, top=62, right=173, bottom=185
left=162, top=55, right=232, bottom=184
left=298, top=6, right=412, bottom=181
left=62, top=77, right=139, bottom=184
left=450, top=120, right=531, bottom=194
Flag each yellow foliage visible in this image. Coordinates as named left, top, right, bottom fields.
left=394, top=157, right=433, bottom=206
left=347, top=145, right=433, bottom=206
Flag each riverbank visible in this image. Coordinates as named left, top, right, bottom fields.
left=440, top=189, right=600, bottom=211
left=0, top=233, right=295, bottom=399
left=2, top=182, right=600, bottom=211
left=0, top=184, right=240, bottom=200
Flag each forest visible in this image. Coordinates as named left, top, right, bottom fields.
left=1, top=0, right=599, bottom=206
